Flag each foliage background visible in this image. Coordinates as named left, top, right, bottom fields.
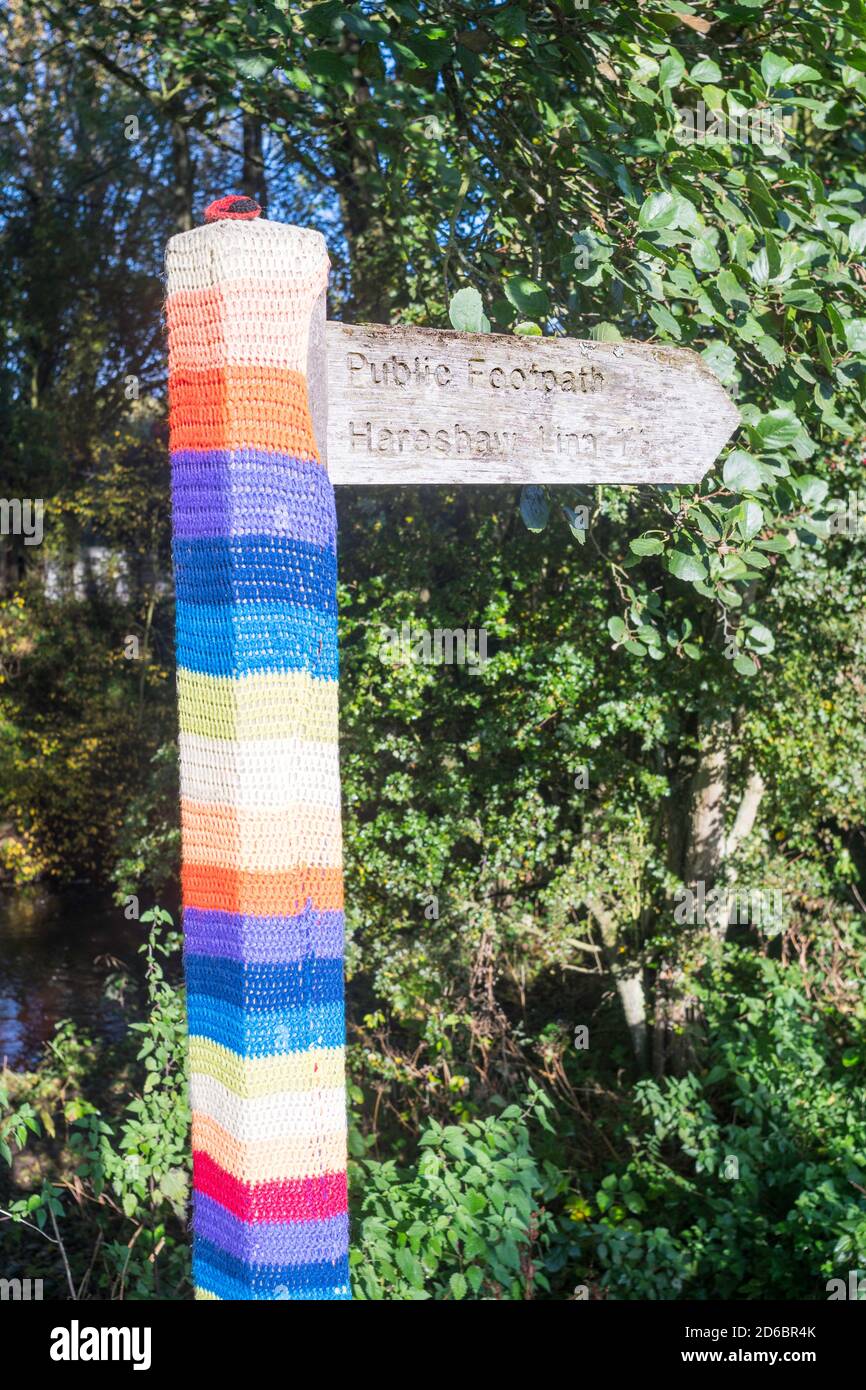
left=1, top=0, right=866, bottom=1299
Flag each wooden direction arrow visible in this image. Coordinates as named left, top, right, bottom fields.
left=308, top=302, right=740, bottom=486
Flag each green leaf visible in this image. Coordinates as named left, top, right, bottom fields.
left=844, top=319, right=866, bottom=353
left=590, top=321, right=623, bottom=341
left=783, top=63, right=821, bottom=83
left=235, top=55, right=276, bottom=81
left=755, top=408, right=800, bottom=450
left=702, top=341, right=737, bottom=384
left=734, top=654, right=759, bottom=676
left=696, top=510, right=721, bottom=542
left=690, top=59, right=722, bottom=83
left=607, top=616, right=628, bottom=642
left=755, top=335, right=786, bottom=367
left=158, top=1169, right=188, bottom=1202
left=638, top=192, right=678, bottom=232
left=395, top=1246, right=425, bottom=1288
left=755, top=534, right=795, bottom=553
left=723, top=450, right=764, bottom=492
left=449, top=1272, right=467, bottom=1300
left=659, top=54, right=686, bottom=89
left=746, top=622, right=775, bottom=654
left=667, top=549, right=707, bottom=582
left=740, top=548, right=771, bottom=569
left=798, top=474, right=829, bottom=506
left=343, top=11, right=390, bottom=41
left=574, top=261, right=604, bottom=287
left=504, top=275, right=549, bottom=318
left=402, top=34, right=453, bottom=71
left=670, top=194, right=700, bottom=232
left=737, top=501, right=764, bottom=540
left=301, top=1, right=344, bottom=38
left=648, top=304, right=681, bottom=339
left=690, top=238, right=721, bottom=273
left=826, top=301, right=846, bottom=341
left=848, top=218, right=866, bottom=254
left=761, top=52, right=791, bottom=91
left=449, top=287, right=490, bottom=334
left=717, top=269, right=749, bottom=309
left=782, top=288, right=822, bottom=312
left=629, top=535, right=665, bottom=556
left=763, top=229, right=782, bottom=278
left=520, top=485, right=549, bottom=532
left=574, top=228, right=614, bottom=264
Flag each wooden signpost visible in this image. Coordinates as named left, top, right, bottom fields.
left=307, top=295, right=741, bottom=486
left=169, top=202, right=742, bottom=1303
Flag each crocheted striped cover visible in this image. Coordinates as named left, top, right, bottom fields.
left=165, top=197, right=350, bottom=1301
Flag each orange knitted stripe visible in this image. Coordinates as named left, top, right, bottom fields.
left=166, top=278, right=327, bottom=373
left=168, top=366, right=320, bottom=458
left=165, top=286, right=226, bottom=371
left=180, top=800, right=343, bottom=872
left=181, top=862, right=344, bottom=915
left=191, top=1112, right=347, bottom=1184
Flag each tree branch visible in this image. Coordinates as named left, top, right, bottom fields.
left=725, top=767, right=766, bottom=859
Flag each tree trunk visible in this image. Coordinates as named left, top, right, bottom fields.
left=586, top=895, right=648, bottom=1071
left=653, top=712, right=732, bottom=1076
left=610, top=966, right=648, bottom=1071
left=242, top=112, right=267, bottom=212
left=652, top=703, right=769, bottom=1077
left=330, top=35, right=401, bottom=322
left=725, top=767, right=766, bottom=865
left=170, top=118, right=193, bottom=234
left=683, top=711, right=733, bottom=937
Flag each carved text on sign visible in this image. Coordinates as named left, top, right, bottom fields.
left=315, top=320, right=740, bottom=485
left=345, top=350, right=605, bottom=396
left=346, top=421, right=599, bottom=459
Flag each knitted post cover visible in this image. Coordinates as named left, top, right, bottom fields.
left=165, top=198, right=350, bottom=1301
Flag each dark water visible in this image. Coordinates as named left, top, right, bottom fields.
left=0, top=888, right=170, bottom=1070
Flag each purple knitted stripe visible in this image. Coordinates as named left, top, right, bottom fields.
left=171, top=449, right=337, bottom=549
left=183, top=906, right=345, bottom=963
left=193, top=1191, right=349, bottom=1265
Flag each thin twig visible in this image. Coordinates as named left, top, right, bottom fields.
left=76, top=1229, right=103, bottom=1301
left=50, top=1205, right=77, bottom=1300
left=0, top=1206, right=60, bottom=1243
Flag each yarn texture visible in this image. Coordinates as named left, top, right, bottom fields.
left=166, top=208, right=350, bottom=1301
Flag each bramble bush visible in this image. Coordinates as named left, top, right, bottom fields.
left=349, top=1082, right=565, bottom=1300
left=576, top=944, right=866, bottom=1300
